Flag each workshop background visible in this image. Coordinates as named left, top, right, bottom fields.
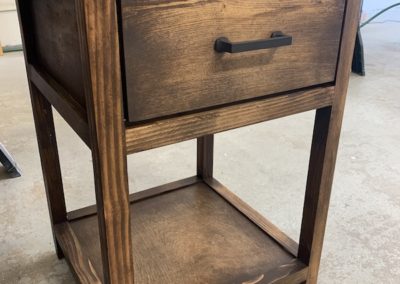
left=1, top=1, right=400, bottom=283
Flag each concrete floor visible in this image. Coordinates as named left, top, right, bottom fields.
left=1, top=23, right=400, bottom=283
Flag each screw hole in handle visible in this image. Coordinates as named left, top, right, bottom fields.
left=214, top=31, right=293, bottom=54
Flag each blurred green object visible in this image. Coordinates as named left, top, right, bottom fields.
left=352, top=2, right=400, bottom=76
left=360, top=3, right=400, bottom=28
left=3, top=45, right=23, bottom=53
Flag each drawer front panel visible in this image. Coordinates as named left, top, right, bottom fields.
left=122, top=0, right=345, bottom=122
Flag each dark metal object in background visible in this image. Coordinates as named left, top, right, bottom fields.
left=352, top=1, right=400, bottom=76
left=215, top=31, right=292, bottom=53
left=0, top=143, right=22, bottom=178
left=352, top=29, right=365, bottom=76
left=352, top=0, right=365, bottom=76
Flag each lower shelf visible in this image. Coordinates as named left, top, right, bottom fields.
left=56, top=178, right=308, bottom=283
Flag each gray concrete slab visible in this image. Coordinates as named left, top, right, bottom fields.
left=1, top=22, right=399, bottom=283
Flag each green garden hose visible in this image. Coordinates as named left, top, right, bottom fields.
left=360, top=3, right=400, bottom=28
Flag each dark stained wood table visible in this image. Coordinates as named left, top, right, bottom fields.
left=16, top=0, right=361, bottom=283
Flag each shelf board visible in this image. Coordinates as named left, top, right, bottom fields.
left=57, top=180, right=307, bottom=283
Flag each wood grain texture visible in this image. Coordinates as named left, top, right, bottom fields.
left=29, top=65, right=90, bottom=147
left=270, top=267, right=308, bottom=284
left=298, top=1, right=362, bottom=283
left=30, top=84, right=68, bottom=259
left=77, top=0, right=134, bottom=282
left=129, top=175, right=202, bottom=203
left=121, top=0, right=345, bottom=121
left=54, top=223, right=102, bottom=283
left=205, top=178, right=299, bottom=257
left=67, top=176, right=202, bottom=221
left=197, top=135, right=214, bottom=179
left=15, top=0, right=68, bottom=259
left=30, top=0, right=86, bottom=109
left=126, top=86, right=334, bottom=154
left=16, top=0, right=358, bottom=282
left=70, top=182, right=307, bottom=283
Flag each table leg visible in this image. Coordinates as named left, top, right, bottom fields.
left=30, top=84, right=67, bottom=258
left=197, top=135, right=214, bottom=179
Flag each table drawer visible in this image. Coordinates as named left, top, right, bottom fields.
left=121, top=0, right=345, bottom=122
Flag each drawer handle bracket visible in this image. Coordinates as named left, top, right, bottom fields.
left=214, top=31, right=292, bottom=54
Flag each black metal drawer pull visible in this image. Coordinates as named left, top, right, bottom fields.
left=214, top=31, right=292, bottom=54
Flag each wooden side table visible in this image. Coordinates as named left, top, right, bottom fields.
left=16, top=0, right=361, bottom=283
